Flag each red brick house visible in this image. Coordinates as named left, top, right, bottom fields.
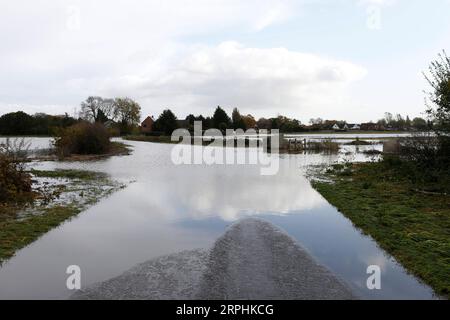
left=361, top=122, right=385, bottom=131
left=141, top=116, right=154, bottom=133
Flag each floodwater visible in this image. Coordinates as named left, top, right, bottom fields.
left=285, top=132, right=413, bottom=139
left=0, top=136, right=438, bottom=300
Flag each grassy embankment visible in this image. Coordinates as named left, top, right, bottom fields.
left=0, top=169, right=124, bottom=264
left=311, top=160, right=450, bottom=298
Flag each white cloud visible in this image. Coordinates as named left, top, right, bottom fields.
left=0, top=39, right=367, bottom=120
left=125, top=42, right=367, bottom=119
left=0, top=0, right=300, bottom=115
left=0, top=0, right=368, bottom=121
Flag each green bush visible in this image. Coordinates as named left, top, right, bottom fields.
left=396, top=135, right=450, bottom=192
left=379, top=152, right=449, bottom=193
left=54, top=122, right=111, bottom=157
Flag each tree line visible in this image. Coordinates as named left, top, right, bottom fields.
left=0, top=97, right=436, bottom=136
left=377, top=113, right=431, bottom=131
left=0, top=105, right=432, bottom=136
left=0, top=112, right=78, bottom=136
left=149, top=106, right=431, bottom=135
left=149, top=106, right=306, bottom=135
left=0, top=96, right=141, bottom=136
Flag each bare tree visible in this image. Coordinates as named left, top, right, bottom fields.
left=80, top=96, right=116, bottom=122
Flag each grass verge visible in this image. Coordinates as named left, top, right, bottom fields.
left=0, top=169, right=124, bottom=264
left=29, top=169, right=106, bottom=180
left=311, top=161, right=450, bottom=298
left=0, top=205, right=80, bottom=262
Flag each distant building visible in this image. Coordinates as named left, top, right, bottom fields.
left=333, top=123, right=350, bottom=131
left=348, top=123, right=361, bottom=130
left=360, top=123, right=385, bottom=131
left=141, top=116, right=155, bottom=133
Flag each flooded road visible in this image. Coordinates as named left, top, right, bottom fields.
left=72, top=219, right=356, bottom=300
left=0, top=136, right=437, bottom=299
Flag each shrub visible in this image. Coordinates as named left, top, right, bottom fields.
left=306, top=139, right=340, bottom=153
left=0, top=139, right=32, bottom=203
left=400, top=134, right=449, bottom=181
left=346, top=139, right=372, bottom=146
left=107, top=126, right=121, bottom=137
left=381, top=136, right=450, bottom=193
left=400, top=134, right=440, bottom=168
left=54, top=122, right=111, bottom=157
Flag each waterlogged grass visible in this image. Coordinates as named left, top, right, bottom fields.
left=0, top=205, right=79, bottom=262
left=0, top=169, right=124, bottom=264
left=109, top=141, right=132, bottom=155
left=311, top=162, right=450, bottom=298
left=29, top=169, right=106, bottom=180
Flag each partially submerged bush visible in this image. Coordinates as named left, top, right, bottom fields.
left=306, top=139, right=340, bottom=153
left=345, top=139, right=372, bottom=146
left=0, top=139, right=32, bottom=204
left=282, top=138, right=339, bottom=153
left=54, top=122, right=111, bottom=157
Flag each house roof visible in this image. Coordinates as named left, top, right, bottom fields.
left=141, top=116, right=154, bottom=124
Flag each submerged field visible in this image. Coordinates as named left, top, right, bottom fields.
left=0, top=169, right=124, bottom=264
left=311, top=161, right=450, bottom=298
left=0, top=137, right=438, bottom=299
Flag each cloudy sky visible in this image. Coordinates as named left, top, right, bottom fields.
left=1, top=0, right=449, bottom=122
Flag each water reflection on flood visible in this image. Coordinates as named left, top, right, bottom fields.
left=0, top=138, right=437, bottom=299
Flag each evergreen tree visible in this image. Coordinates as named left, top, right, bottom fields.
left=154, top=109, right=178, bottom=135
left=212, top=106, right=231, bottom=130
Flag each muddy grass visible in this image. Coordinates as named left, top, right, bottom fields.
left=0, top=169, right=125, bottom=264
left=311, top=162, right=450, bottom=298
